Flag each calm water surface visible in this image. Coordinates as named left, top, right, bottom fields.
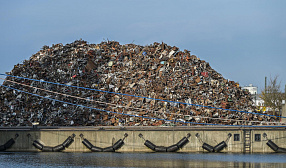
left=0, top=152, right=285, bottom=168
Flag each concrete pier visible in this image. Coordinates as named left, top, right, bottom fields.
left=0, top=126, right=285, bottom=153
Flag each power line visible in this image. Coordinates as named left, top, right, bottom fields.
left=1, top=83, right=285, bottom=127
left=1, top=73, right=285, bottom=119
left=2, top=77, right=283, bottom=125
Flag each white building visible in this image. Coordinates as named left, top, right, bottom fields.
left=242, top=84, right=257, bottom=95
left=242, top=84, right=263, bottom=107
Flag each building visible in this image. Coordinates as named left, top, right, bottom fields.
left=242, top=84, right=260, bottom=106
left=242, top=84, right=257, bottom=95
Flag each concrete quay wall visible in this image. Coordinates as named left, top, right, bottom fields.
left=0, top=126, right=285, bottom=153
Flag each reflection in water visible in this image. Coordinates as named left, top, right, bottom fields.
left=0, top=152, right=285, bottom=168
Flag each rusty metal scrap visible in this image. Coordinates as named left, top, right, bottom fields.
left=0, top=39, right=276, bottom=127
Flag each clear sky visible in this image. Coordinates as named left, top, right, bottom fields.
left=1, top=0, right=285, bottom=93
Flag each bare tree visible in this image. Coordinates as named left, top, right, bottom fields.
left=261, top=75, right=285, bottom=116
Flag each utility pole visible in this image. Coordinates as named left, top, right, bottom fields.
left=265, top=77, right=267, bottom=93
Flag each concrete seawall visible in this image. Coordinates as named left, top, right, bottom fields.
left=0, top=126, right=285, bottom=153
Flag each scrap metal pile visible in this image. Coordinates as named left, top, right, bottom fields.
left=0, top=40, right=277, bottom=126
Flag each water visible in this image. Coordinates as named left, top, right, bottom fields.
left=0, top=152, right=285, bottom=168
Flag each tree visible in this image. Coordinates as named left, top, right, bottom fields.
left=261, top=75, right=285, bottom=116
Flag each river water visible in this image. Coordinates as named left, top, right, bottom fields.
left=0, top=152, right=285, bottom=168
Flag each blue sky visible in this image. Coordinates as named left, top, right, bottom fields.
left=1, top=0, right=285, bottom=93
